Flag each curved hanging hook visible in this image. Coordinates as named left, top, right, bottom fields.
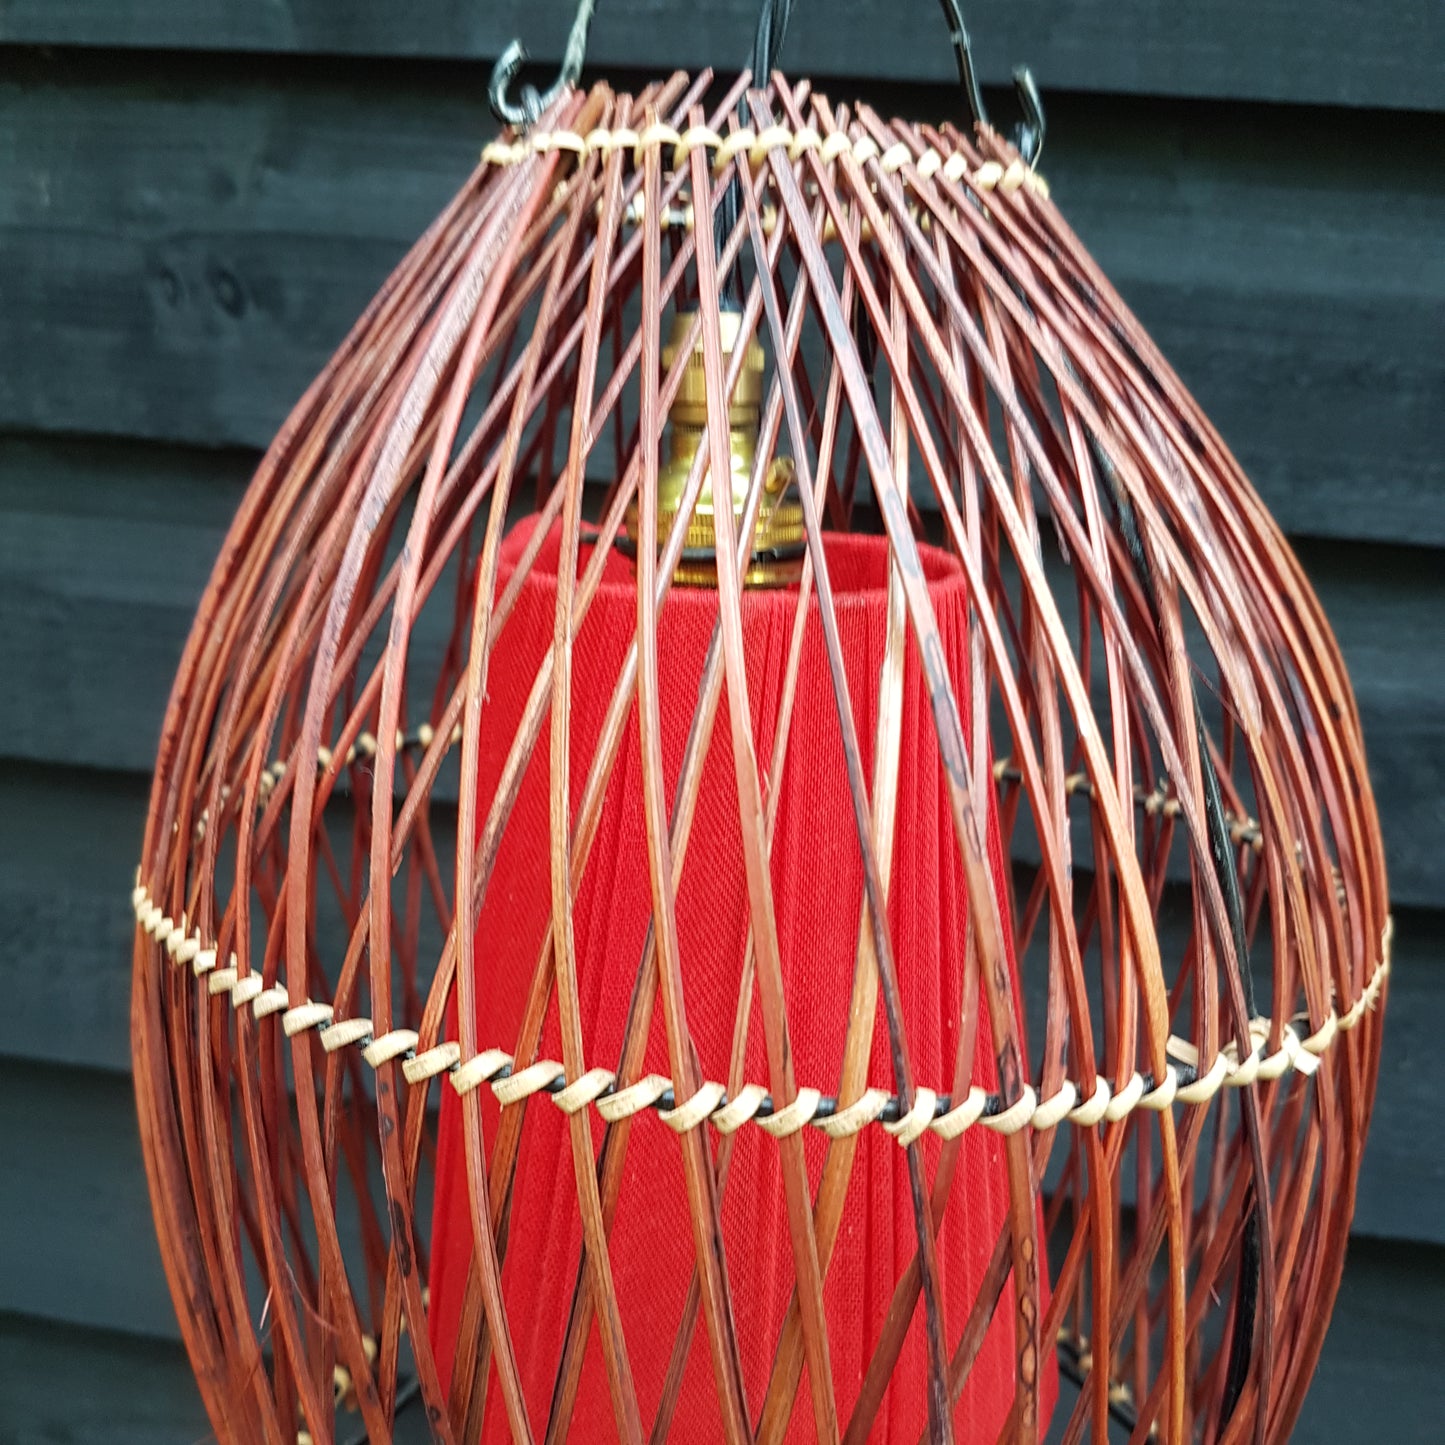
left=936, top=0, right=1045, bottom=166
left=1008, top=64, right=1046, bottom=167
left=489, top=0, right=599, bottom=129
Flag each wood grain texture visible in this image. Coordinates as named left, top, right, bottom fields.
left=0, top=1060, right=179, bottom=1336
left=4, top=446, right=1439, bottom=904
left=0, top=1051, right=433, bottom=1337
left=3, top=1235, right=1435, bottom=1443
left=1, top=0, right=1441, bottom=110
left=1, top=52, right=1442, bottom=539
left=0, top=927, right=1438, bottom=1343
left=0, top=1313, right=209, bottom=1444
left=3, top=748, right=1439, bottom=1248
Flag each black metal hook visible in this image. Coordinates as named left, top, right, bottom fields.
left=936, top=0, right=988, bottom=134
left=489, top=0, right=599, bottom=129
left=936, top=0, right=1045, bottom=166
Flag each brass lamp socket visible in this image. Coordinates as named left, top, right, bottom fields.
left=623, top=309, right=805, bottom=588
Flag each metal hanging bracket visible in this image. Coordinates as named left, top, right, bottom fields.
left=489, top=0, right=599, bottom=129
left=936, top=0, right=1045, bottom=166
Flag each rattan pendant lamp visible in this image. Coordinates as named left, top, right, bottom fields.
left=130, top=2, right=1390, bottom=1441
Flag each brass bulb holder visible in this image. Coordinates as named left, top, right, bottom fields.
left=624, top=309, right=804, bottom=588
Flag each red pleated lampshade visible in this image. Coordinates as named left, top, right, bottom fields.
left=128, top=67, right=1389, bottom=1445
left=427, top=518, right=1053, bottom=1441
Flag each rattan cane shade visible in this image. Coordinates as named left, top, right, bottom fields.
left=131, top=72, right=1390, bottom=1445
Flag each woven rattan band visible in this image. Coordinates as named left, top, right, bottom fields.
left=132, top=874, right=1389, bottom=1146
left=480, top=121, right=1050, bottom=198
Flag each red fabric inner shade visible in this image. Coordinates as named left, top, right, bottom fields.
left=429, top=515, right=1054, bottom=1441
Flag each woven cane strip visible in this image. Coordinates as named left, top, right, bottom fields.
left=131, top=879, right=1390, bottom=1143
left=480, top=122, right=1050, bottom=196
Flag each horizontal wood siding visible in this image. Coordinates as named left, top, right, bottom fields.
left=4, top=834, right=1441, bottom=1291
left=3, top=53, right=1442, bottom=527
left=1, top=6, right=1440, bottom=1436
left=0, top=1061, right=178, bottom=1336
left=0, top=1313, right=210, bottom=1443
left=1, top=0, right=1441, bottom=110
left=5, top=441, right=1441, bottom=903
left=3, top=1239, right=1441, bottom=1442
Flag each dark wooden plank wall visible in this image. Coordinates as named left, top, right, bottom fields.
left=1, top=4, right=1441, bottom=1437
left=2, top=1, right=1442, bottom=109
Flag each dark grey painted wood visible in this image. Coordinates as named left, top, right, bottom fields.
left=1, top=1045, right=1441, bottom=1427
left=1291, top=1238, right=1445, bottom=1443
left=0, top=438, right=242, bottom=781
left=4, top=440, right=1440, bottom=905
left=0, top=1060, right=178, bottom=1335
left=0, top=764, right=141, bottom=1074
left=1, top=1236, right=1439, bottom=1441
left=0, top=1056, right=435, bottom=1344
left=1294, top=540, right=1445, bottom=915
left=1, top=51, right=1442, bottom=532
left=0, top=1313, right=208, bottom=1444
left=1042, top=105, right=1445, bottom=552
left=0, top=1311, right=444, bottom=1444
left=2, top=755, right=1440, bottom=1266
left=0, top=52, right=487, bottom=448
left=0, top=458, right=228, bottom=783
left=1, top=1, right=1442, bottom=111
left=0, top=761, right=441, bottom=1076
left=1350, top=909, right=1445, bottom=1245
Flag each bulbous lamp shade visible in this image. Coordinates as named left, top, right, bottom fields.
left=131, top=72, right=1389, bottom=1445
